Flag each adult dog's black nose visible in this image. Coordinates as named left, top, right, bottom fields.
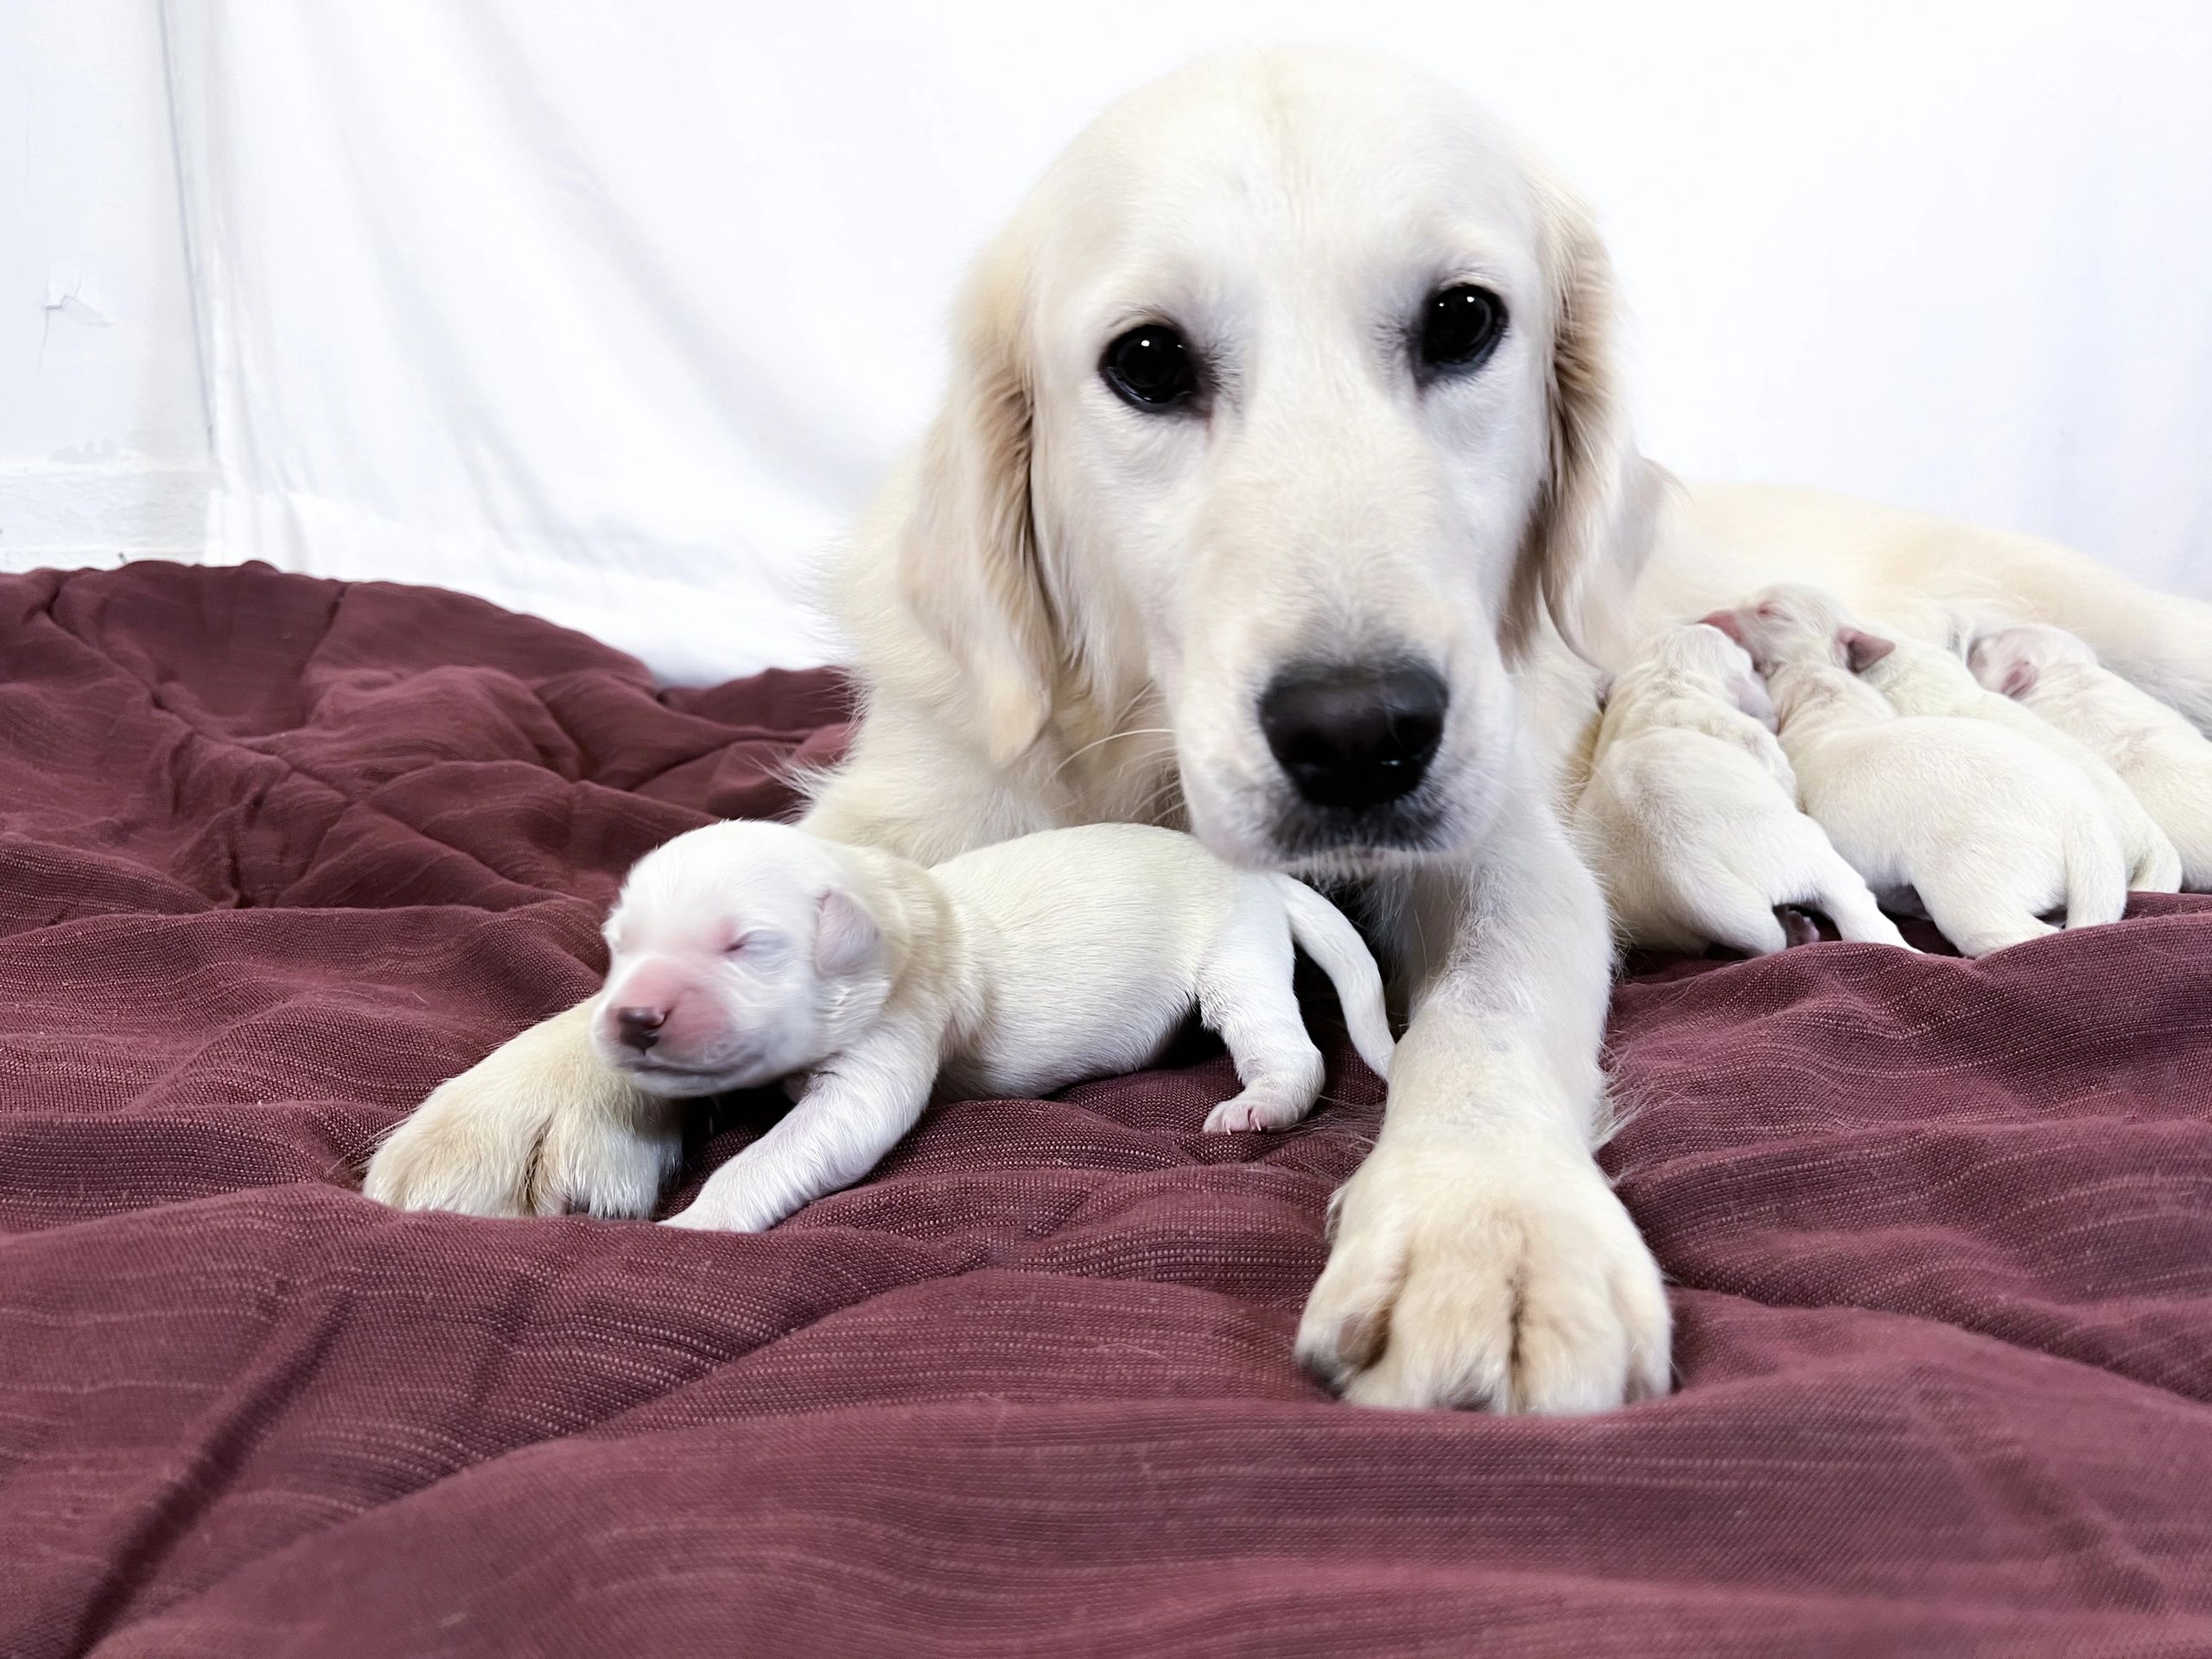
left=1259, top=661, right=1448, bottom=810
left=614, top=1006, right=665, bottom=1053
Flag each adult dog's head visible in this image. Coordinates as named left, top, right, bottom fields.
left=893, top=48, right=1649, bottom=874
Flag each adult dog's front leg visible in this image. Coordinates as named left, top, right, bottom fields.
left=1296, top=787, right=1670, bottom=1413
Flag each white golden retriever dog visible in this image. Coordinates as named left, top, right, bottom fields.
left=366, top=48, right=2212, bottom=1414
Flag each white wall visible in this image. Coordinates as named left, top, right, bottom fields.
left=0, top=0, right=207, bottom=566
left=8, top=3, right=2209, bottom=675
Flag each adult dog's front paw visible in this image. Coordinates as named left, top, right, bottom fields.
left=361, top=1069, right=541, bottom=1217
left=535, top=1090, right=683, bottom=1219
left=362, top=1004, right=678, bottom=1219
left=1295, top=1128, right=1670, bottom=1413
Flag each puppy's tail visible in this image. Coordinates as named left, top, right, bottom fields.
left=1274, top=876, right=1395, bottom=1083
left=2061, top=810, right=2130, bottom=931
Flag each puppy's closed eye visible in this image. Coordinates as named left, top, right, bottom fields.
left=728, top=931, right=791, bottom=967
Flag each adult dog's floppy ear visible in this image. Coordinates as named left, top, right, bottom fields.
left=895, top=227, right=1060, bottom=767
left=1506, top=180, right=1653, bottom=668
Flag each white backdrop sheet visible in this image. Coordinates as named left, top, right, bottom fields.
left=164, top=2, right=2212, bottom=683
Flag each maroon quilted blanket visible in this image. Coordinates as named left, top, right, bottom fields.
left=3, top=563, right=2209, bottom=1657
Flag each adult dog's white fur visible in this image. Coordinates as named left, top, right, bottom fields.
left=1971, top=623, right=2212, bottom=889
left=1711, top=585, right=2127, bottom=957
left=1863, top=634, right=2183, bottom=892
left=364, top=48, right=2212, bottom=1414
left=573, top=820, right=1395, bottom=1233
left=1575, top=623, right=1905, bottom=956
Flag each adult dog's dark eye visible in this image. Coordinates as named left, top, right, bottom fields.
left=1418, top=284, right=1507, bottom=372
left=1102, top=324, right=1198, bottom=410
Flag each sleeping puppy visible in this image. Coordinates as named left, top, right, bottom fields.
left=1574, top=622, right=1908, bottom=956
left=1970, top=622, right=2212, bottom=890
left=1862, top=634, right=2183, bottom=892
left=1706, top=584, right=2127, bottom=957
left=598, top=819, right=1395, bottom=1232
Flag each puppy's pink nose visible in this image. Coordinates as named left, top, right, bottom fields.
left=614, top=1006, right=666, bottom=1053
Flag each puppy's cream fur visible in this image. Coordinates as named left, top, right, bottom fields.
left=1575, top=623, right=1906, bottom=955
left=1711, top=585, right=2127, bottom=957
left=1862, top=634, right=2182, bottom=893
left=1971, top=624, right=2212, bottom=890
left=583, top=820, right=1392, bottom=1231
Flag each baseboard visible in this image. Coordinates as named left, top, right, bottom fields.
left=0, top=456, right=210, bottom=570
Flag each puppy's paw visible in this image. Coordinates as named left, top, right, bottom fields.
left=1777, top=907, right=1822, bottom=948
left=659, top=1191, right=771, bottom=1233
left=1204, top=1093, right=1309, bottom=1134
left=1295, top=1128, right=1670, bottom=1414
left=660, top=1207, right=736, bottom=1232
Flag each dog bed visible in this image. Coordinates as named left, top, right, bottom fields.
left=3, top=563, right=2208, bottom=1656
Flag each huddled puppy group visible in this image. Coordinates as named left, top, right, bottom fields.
left=1577, top=582, right=2212, bottom=958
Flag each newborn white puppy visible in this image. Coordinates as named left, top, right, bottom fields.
left=1707, top=584, right=2127, bottom=957
left=1863, top=634, right=2182, bottom=892
left=1575, top=622, right=1908, bottom=956
left=595, top=819, right=1395, bottom=1232
left=1971, top=623, right=2212, bottom=890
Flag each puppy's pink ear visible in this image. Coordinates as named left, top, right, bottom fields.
left=1727, top=667, right=1777, bottom=726
left=1840, top=627, right=1895, bottom=673
left=1699, top=609, right=1745, bottom=645
left=813, top=887, right=881, bottom=976
left=2001, top=660, right=2039, bottom=699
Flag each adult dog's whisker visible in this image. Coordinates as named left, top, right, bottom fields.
left=1046, top=727, right=1177, bottom=784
